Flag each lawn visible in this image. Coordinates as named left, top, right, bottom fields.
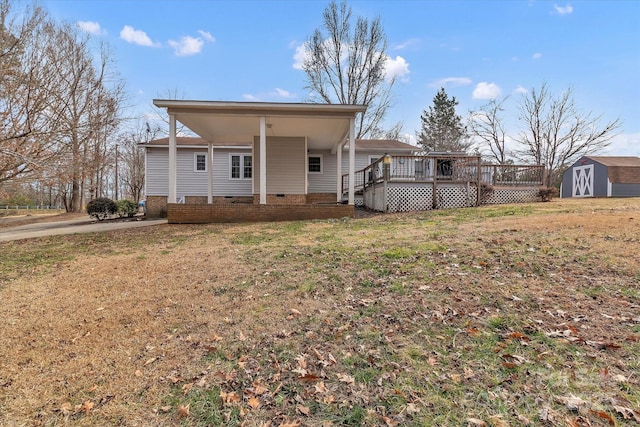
left=0, top=198, right=638, bottom=426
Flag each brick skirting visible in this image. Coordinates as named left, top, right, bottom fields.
left=168, top=203, right=354, bottom=223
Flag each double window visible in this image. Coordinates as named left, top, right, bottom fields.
left=230, top=154, right=252, bottom=179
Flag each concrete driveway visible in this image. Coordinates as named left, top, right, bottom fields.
left=0, top=216, right=168, bottom=242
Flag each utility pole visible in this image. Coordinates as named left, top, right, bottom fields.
left=115, top=144, right=119, bottom=200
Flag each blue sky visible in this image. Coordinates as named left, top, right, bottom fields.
left=44, top=0, right=639, bottom=155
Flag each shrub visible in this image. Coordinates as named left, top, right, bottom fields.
left=86, top=197, right=117, bottom=221
left=538, top=187, right=558, bottom=202
left=116, top=199, right=138, bottom=218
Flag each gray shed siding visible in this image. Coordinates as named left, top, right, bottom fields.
left=561, top=158, right=609, bottom=198
left=612, top=183, right=640, bottom=197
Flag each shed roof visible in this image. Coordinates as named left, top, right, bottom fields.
left=585, top=156, right=640, bottom=167
left=584, top=156, right=640, bottom=184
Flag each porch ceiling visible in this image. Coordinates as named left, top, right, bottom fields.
left=153, top=100, right=367, bottom=149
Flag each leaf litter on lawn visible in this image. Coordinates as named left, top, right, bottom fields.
left=0, top=198, right=639, bottom=425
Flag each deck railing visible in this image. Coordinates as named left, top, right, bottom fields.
left=342, top=155, right=544, bottom=195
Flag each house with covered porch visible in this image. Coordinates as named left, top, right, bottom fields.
left=147, top=100, right=416, bottom=222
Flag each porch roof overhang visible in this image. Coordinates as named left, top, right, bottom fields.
left=152, top=100, right=367, bottom=149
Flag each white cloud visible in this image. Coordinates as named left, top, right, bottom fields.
left=553, top=3, right=574, bottom=15
left=393, top=38, right=421, bottom=51
left=602, top=132, right=640, bottom=156
left=532, top=52, right=542, bottom=60
left=198, top=30, right=215, bottom=43
left=169, top=36, right=204, bottom=56
left=514, top=85, right=528, bottom=94
left=243, top=88, right=298, bottom=102
left=430, top=77, right=472, bottom=88
left=77, top=21, right=104, bottom=35
left=472, top=82, right=502, bottom=100
left=273, top=88, right=295, bottom=98
left=292, top=43, right=308, bottom=70
left=385, top=55, right=410, bottom=82
left=120, top=25, right=158, bottom=47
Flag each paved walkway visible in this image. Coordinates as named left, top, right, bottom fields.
left=0, top=216, right=168, bottom=242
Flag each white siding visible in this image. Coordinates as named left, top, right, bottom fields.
left=308, top=149, right=336, bottom=193
left=213, top=149, right=252, bottom=196
left=145, top=146, right=252, bottom=197
left=254, top=137, right=305, bottom=194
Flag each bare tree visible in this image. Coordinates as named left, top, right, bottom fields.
left=0, top=1, right=64, bottom=184
left=469, top=98, right=509, bottom=164
left=302, top=0, right=398, bottom=138
left=45, top=23, right=125, bottom=212
left=515, top=83, right=621, bottom=187
left=116, top=122, right=161, bottom=203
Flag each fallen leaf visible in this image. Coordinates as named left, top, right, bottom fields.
left=143, top=357, right=157, bottom=367
left=298, top=373, right=320, bottom=383
left=177, top=403, right=190, bottom=418
left=80, top=400, right=94, bottom=414
left=297, top=404, right=310, bottom=416
left=182, top=382, right=193, bottom=395
left=466, top=417, right=486, bottom=426
left=134, top=369, right=142, bottom=377
left=382, top=415, right=397, bottom=426
left=290, top=308, right=302, bottom=316
left=612, top=405, right=640, bottom=422
left=160, top=405, right=171, bottom=413
left=248, top=396, right=261, bottom=409
left=589, top=409, right=614, bottom=425
left=278, top=420, right=301, bottom=427
left=314, top=381, right=328, bottom=393
left=60, top=402, right=72, bottom=415
left=337, top=373, right=355, bottom=385
left=488, top=414, right=509, bottom=427
left=557, top=395, right=587, bottom=412
left=406, top=402, right=420, bottom=415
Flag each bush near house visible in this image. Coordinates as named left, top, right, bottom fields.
left=86, top=197, right=117, bottom=221
left=116, top=199, right=138, bottom=218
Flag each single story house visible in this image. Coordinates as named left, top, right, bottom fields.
left=560, top=156, right=640, bottom=198
left=146, top=100, right=416, bottom=221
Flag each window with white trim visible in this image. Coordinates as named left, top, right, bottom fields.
left=230, top=154, right=252, bottom=179
left=308, top=154, right=323, bottom=174
left=194, top=153, right=207, bottom=172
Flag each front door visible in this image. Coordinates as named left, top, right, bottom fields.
left=572, top=164, right=594, bottom=197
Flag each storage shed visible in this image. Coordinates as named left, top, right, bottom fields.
left=560, top=156, right=640, bottom=198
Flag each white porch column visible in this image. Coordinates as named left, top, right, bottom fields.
left=259, top=116, right=267, bottom=204
left=348, top=117, right=355, bottom=205
left=207, top=143, right=213, bottom=204
left=168, top=114, right=177, bottom=204
left=336, top=141, right=343, bottom=202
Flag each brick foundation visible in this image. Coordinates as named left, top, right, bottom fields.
left=146, top=196, right=167, bottom=218
left=306, top=192, right=338, bottom=203
left=253, top=194, right=307, bottom=205
left=168, top=203, right=354, bottom=223
left=185, top=196, right=208, bottom=205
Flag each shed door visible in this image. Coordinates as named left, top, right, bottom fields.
left=572, top=164, right=594, bottom=197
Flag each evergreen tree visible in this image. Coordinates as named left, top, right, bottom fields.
left=416, top=87, right=470, bottom=152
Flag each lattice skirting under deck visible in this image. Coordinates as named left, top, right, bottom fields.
left=364, top=183, right=540, bottom=212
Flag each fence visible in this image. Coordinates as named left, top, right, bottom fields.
left=0, top=205, right=62, bottom=210
left=342, top=155, right=544, bottom=195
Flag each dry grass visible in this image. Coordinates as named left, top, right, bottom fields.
left=0, top=198, right=639, bottom=426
